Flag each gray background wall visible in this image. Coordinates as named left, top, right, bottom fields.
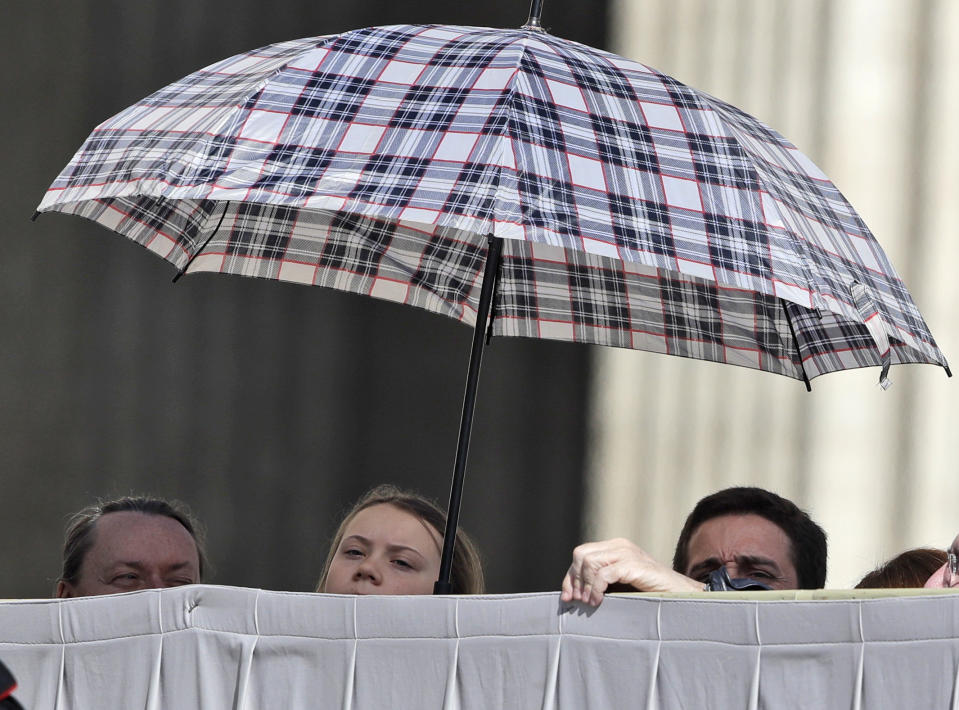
left=1, top=0, right=607, bottom=597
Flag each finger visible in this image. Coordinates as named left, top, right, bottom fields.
left=575, top=553, right=615, bottom=605
left=592, top=565, right=620, bottom=606
left=560, top=568, right=575, bottom=601
left=586, top=577, right=609, bottom=607
left=565, top=569, right=587, bottom=602
left=580, top=581, right=595, bottom=605
left=581, top=567, right=612, bottom=606
left=594, top=560, right=646, bottom=595
left=577, top=564, right=594, bottom=600
left=577, top=575, right=589, bottom=601
left=566, top=538, right=643, bottom=605
left=563, top=563, right=585, bottom=601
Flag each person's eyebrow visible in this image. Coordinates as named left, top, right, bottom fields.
left=732, top=555, right=782, bottom=572
left=687, top=555, right=783, bottom=578
left=109, top=561, right=146, bottom=571
left=341, top=535, right=426, bottom=560
left=686, top=557, right=722, bottom=578
left=162, top=561, right=195, bottom=572
left=110, top=561, right=195, bottom=572
left=342, top=535, right=371, bottom=547
left=385, top=543, right=426, bottom=560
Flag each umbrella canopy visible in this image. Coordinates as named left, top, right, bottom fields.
left=37, top=22, right=949, bottom=589
left=37, top=23, right=948, bottom=387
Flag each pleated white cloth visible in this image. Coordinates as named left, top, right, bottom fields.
left=1, top=586, right=958, bottom=709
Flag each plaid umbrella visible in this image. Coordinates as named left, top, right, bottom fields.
left=37, top=21, right=949, bottom=589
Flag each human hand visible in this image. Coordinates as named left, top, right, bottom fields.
left=560, top=537, right=702, bottom=606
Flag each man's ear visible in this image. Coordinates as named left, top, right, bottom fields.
left=55, top=580, right=74, bottom=598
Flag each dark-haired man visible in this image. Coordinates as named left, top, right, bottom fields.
left=56, top=497, right=207, bottom=598
left=561, top=486, right=827, bottom=606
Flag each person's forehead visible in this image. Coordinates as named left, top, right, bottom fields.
left=345, top=504, right=441, bottom=551
left=686, top=513, right=792, bottom=562
left=87, top=511, right=199, bottom=565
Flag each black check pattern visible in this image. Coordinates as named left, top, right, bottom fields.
left=40, top=24, right=947, bottom=384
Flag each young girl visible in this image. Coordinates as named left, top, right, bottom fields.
left=317, top=485, right=484, bottom=595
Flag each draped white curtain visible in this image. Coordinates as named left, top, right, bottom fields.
left=4, top=587, right=959, bottom=709
left=587, top=0, right=959, bottom=587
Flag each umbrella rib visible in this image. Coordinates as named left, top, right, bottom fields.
left=484, top=246, right=504, bottom=345
left=172, top=202, right=229, bottom=283
left=781, top=299, right=812, bottom=392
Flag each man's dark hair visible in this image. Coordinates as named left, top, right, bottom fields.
left=672, top=487, right=827, bottom=589
left=59, top=496, right=207, bottom=586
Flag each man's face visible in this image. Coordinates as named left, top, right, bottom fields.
left=683, top=513, right=799, bottom=590
left=924, top=534, right=959, bottom=588
left=56, top=511, right=200, bottom=597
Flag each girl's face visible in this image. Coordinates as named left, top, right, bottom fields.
left=323, top=503, right=442, bottom=595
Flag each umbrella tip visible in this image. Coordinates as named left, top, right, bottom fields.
left=31, top=211, right=40, bottom=222
left=522, top=0, right=546, bottom=30
left=945, top=364, right=953, bottom=378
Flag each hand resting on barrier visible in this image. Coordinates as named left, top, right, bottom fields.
left=560, top=538, right=702, bottom=606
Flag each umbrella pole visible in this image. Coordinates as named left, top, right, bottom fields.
left=434, top=235, right=503, bottom=594
left=522, top=0, right=545, bottom=29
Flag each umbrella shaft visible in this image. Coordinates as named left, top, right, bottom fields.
left=523, top=0, right=545, bottom=29
left=434, top=236, right=503, bottom=594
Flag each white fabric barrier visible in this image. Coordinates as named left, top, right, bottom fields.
left=2, top=586, right=959, bottom=709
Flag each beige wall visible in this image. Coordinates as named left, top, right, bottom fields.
left=587, top=0, right=958, bottom=587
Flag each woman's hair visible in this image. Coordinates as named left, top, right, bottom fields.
left=316, top=484, right=484, bottom=594
left=855, top=547, right=948, bottom=589
left=60, top=496, right=208, bottom=586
